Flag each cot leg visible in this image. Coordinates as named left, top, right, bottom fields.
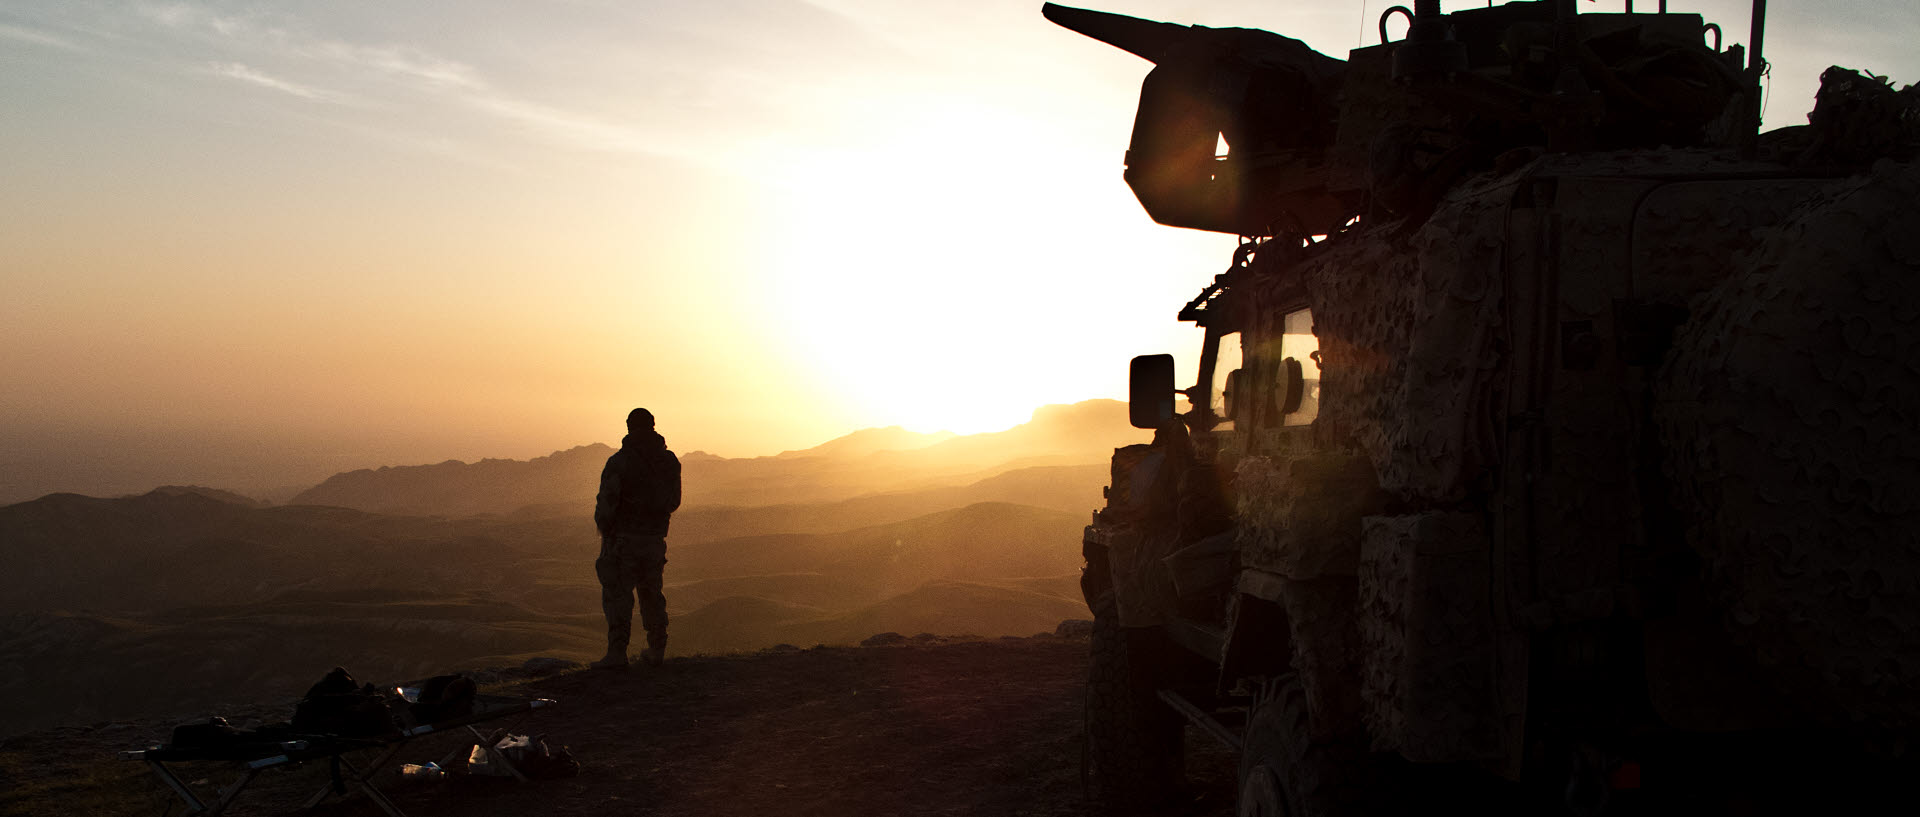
left=205, top=768, right=260, bottom=816
left=147, top=760, right=207, bottom=814
left=339, top=755, right=409, bottom=817
left=301, top=742, right=409, bottom=812
left=301, top=771, right=334, bottom=809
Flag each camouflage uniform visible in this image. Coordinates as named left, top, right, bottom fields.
left=593, top=409, right=681, bottom=666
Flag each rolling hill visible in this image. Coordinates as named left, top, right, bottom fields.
left=287, top=399, right=1136, bottom=517
left=0, top=402, right=1128, bottom=736
left=0, top=498, right=1094, bottom=736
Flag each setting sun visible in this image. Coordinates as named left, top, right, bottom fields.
left=3, top=0, right=1915, bottom=498
left=7, top=2, right=1920, bottom=814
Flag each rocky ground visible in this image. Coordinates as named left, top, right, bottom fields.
left=0, top=633, right=1237, bottom=816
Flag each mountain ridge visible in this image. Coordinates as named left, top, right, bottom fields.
left=283, top=399, right=1135, bottom=517
left=0, top=402, right=1131, bottom=740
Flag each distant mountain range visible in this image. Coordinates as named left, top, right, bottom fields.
left=0, top=400, right=1136, bottom=735
left=0, top=489, right=570, bottom=613
left=288, top=399, right=1134, bottom=517
left=143, top=484, right=269, bottom=507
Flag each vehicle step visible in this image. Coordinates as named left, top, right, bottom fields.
left=1158, top=689, right=1243, bottom=752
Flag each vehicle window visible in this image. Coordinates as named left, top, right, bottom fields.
left=1210, top=331, right=1242, bottom=430
left=1282, top=309, right=1319, bottom=427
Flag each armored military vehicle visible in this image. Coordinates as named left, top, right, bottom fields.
left=1046, top=1, right=1919, bottom=814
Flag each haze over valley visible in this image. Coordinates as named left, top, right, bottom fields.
left=0, top=400, right=1138, bottom=736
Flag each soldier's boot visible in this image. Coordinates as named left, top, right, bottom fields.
left=641, top=634, right=667, bottom=667
left=591, top=638, right=630, bottom=670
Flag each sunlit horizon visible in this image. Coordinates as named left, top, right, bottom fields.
left=4, top=0, right=1915, bottom=504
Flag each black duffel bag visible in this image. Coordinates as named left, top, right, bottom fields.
left=291, top=667, right=398, bottom=737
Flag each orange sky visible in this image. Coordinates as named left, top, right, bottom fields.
left=3, top=0, right=1915, bottom=502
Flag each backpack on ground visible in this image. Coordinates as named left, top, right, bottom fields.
left=291, top=666, right=398, bottom=737
left=409, top=673, right=477, bottom=724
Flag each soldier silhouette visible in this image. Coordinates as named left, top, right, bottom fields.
left=592, top=407, right=681, bottom=669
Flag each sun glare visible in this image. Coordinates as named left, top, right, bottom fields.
left=751, top=98, right=1145, bottom=436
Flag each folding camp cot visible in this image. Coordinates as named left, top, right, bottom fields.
left=122, top=692, right=554, bottom=817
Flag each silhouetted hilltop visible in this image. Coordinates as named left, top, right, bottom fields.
left=773, top=425, right=956, bottom=459
left=0, top=490, right=566, bottom=613
left=673, top=399, right=1132, bottom=509
left=139, top=485, right=267, bottom=507
left=678, top=401, right=1134, bottom=509
left=668, top=462, right=1106, bottom=545
left=280, top=400, right=1138, bottom=517
left=290, top=444, right=613, bottom=517
left=900, top=400, right=1137, bottom=469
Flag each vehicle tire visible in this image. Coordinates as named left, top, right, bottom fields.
left=1085, top=590, right=1184, bottom=812
left=1237, top=675, right=1377, bottom=817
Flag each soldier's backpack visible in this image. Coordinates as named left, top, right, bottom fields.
left=169, top=716, right=242, bottom=748
left=409, top=674, right=477, bottom=724
left=291, top=667, right=397, bottom=737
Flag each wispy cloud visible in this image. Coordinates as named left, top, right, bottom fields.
left=0, top=23, right=82, bottom=51
left=306, top=41, right=479, bottom=89
left=137, top=3, right=472, bottom=88
left=208, top=61, right=343, bottom=103
left=130, top=2, right=668, bottom=156
left=466, top=94, right=655, bottom=153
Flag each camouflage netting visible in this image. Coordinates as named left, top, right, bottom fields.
left=1236, top=452, right=1386, bottom=580
left=1658, top=160, right=1920, bottom=728
left=1295, top=177, right=1513, bottom=505
left=1233, top=178, right=1515, bottom=741
left=1798, top=67, right=1920, bottom=166
left=1271, top=573, right=1366, bottom=741
left=1631, top=172, right=1837, bottom=306
left=1357, top=512, right=1510, bottom=763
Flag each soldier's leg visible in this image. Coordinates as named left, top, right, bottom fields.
left=636, top=537, right=669, bottom=663
left=595, top=537, right=634, bottom=662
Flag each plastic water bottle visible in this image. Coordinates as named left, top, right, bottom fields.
left=399, top=762, right=443, bottom=780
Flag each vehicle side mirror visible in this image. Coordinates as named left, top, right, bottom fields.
left=1129, top=354, right=1176, bottom=429
left=1279, top=357, right=1304, bottom=414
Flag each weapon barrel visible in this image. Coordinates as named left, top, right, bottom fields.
left=1040, top=3, right=1188, bottom=63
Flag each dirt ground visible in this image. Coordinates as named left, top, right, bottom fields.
left=1, top=635, right=1239, bottom=817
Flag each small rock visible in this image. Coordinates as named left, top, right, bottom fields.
left=521, top=657, right=581, bottom=677
left=861, top=632, right=907, bottom=647
left=1055, top=619, right=1094, bottom=638
left=760, top=643, right=801, bottom=655
left=911, top=633, right=940, bottom=643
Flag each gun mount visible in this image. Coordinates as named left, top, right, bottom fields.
left=1046, top=0, right=1757, bottom=235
